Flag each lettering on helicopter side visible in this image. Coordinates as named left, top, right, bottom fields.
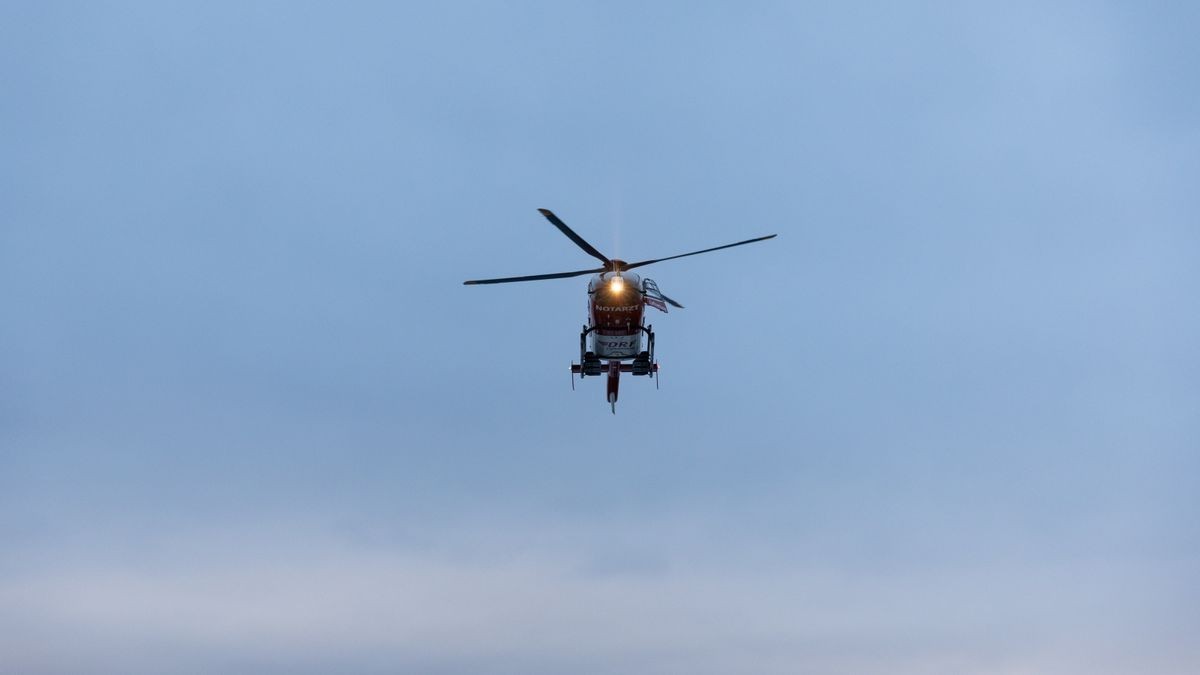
left=594, top=305, right=641, bottom=312
left=593, top=333, right=642, bottom=357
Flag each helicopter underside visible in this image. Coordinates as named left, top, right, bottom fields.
left=571, top=324, right=658, bottom=414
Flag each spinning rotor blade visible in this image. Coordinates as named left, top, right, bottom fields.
left=622, top=234, right=777, bottom=271
left=463, top=267, right=605, bottom=285
left=538, top=208, right=611, bottom=265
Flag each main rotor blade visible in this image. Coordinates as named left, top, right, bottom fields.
left=538, top=208, right=610, bottom=265
left=622, top=234, right=777, bottom=271
left=658, top=291, right=684, bottom=309
left=463, top=267, right=605, bottom=285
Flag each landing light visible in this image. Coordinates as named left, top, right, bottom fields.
left=610, top=276, right=625, bottom=293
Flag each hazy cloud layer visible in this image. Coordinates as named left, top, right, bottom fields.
left=2, top=520, right=1196, bottom=675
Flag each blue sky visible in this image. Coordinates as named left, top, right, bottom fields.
left=1, top=2, right=1197, bottom=673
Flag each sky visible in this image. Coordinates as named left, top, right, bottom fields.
left=1, top=1, right=1198, bottom=673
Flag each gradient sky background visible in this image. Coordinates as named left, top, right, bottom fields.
left=2, top=2, right=1198, bottom=673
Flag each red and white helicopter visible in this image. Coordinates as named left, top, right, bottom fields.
left=465, top=209, right=775, bottom=413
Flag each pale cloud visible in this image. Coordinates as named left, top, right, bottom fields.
left=1, top=522, right=1195, bottom=674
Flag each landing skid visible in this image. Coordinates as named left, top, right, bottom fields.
left=570, top=325, right=658, bottom=413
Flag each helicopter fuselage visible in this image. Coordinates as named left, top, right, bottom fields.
left=587, top=270, right=646, bottom=359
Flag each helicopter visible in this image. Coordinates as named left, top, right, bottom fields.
left=464, top=209, right=776, bottom=413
